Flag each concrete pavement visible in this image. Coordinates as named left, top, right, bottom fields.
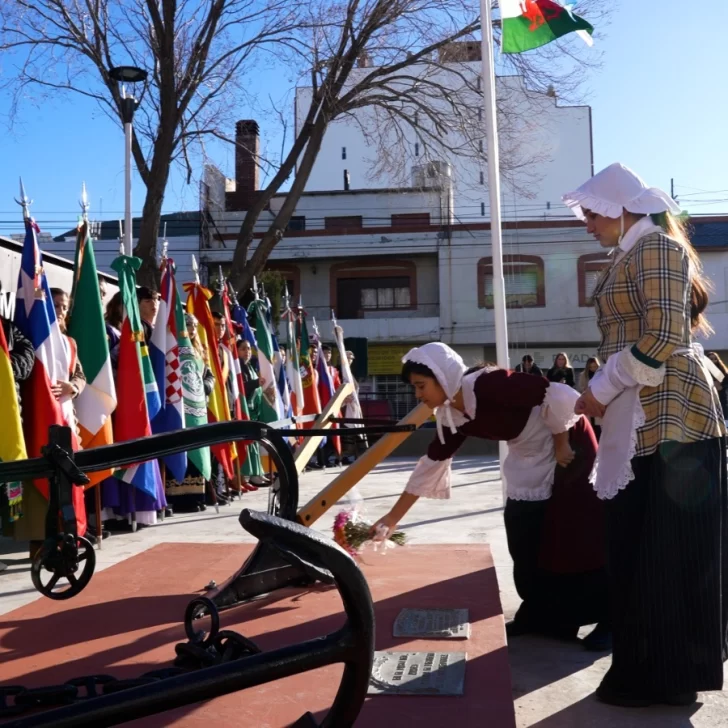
left=1, top=456, right=726, bottom=726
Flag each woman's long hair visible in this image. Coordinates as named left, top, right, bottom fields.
left=578, top=356, right=600, bottom=393
left=552, top=352, right=571, bottom=369
left=651, top=212, right=712, bottom=336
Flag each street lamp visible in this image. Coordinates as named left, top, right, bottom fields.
left=109, top=65, right=148, bottom=256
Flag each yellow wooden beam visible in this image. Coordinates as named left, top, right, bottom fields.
left=296, top=402, right=432, bottom=526
left=292, top=382, right=354, bottom=474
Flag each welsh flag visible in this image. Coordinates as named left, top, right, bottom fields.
left=185, top=282, right=236, bottom=478
left=68, top=221, right=116, bottom=487
left=248, top=299, right=284, bottom=423
left=110, top=255, right=162, bottom=498
left=150, top=259, right=186, bottom=482
left=500, top=1, right=593, bottom=54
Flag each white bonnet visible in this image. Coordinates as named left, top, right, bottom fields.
left=402, top=342, right=467, bottom=399
left=563, top=162, right=682, bottom=221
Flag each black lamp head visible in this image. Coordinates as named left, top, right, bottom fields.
left=109, top=66, right=148, bottom=84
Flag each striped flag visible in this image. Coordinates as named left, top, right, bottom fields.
left=68, top=221, right=116, bottom=486
left=150, top=260, right=186, bottom=482
left=248, top=299, right=284, bottom=422
left=110, top=254, right=161, bottom=498
left=285, top=309, right=304, bottom=416
left=185, top=282, right=236, bottom=478
left=297, top=312, right=321, bottom=420
left=14, top=218, right=86, bottom=534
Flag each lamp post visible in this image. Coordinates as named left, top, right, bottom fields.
left=109, top=65, right=148, bottom=257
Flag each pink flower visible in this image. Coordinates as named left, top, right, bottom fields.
left=333, top=510, right=352, bottom=530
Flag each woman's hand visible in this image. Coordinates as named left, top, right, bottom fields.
left=51, top=380, right=76, bottom=400
left=370, top=511, right=400, bottom=540
left=574, top=388, right=606, bottom=419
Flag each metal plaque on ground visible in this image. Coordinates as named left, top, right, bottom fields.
left=368, top=651, right=467, bottom=696
left=393, top=608, right=470, bottom=639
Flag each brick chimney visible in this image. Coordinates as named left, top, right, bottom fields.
left=227, top=120, right=260, bottom=211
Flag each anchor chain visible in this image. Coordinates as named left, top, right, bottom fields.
left=0, top=631, right=261, bottom=718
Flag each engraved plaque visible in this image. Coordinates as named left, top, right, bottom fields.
left=393, top=608, right=470, bottom=639
left=368, top=651, right=466, bottom=696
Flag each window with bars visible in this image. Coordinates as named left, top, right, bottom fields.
left=578, top=253, right=611, bottom=307
left=478, top=256, right=545, bottom=309
left=370, top=375, right=417, bottom=420
left=336, top=276, right=413, bottom=318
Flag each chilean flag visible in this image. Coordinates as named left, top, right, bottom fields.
left=14, top=218, right=86, bottom=535
left=150, top=261, right=186, bottom=482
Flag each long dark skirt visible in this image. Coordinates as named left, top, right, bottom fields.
left=504, top=417, right=609, bottom=631
left=165, top=462, right=206, bottom=512
left=601, top=437, right=728, bottom=696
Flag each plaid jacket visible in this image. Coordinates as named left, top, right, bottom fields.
left=593, top=232, right=725, bottom=456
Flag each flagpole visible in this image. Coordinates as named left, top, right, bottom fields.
left=479, top=0, right=510, bottom=499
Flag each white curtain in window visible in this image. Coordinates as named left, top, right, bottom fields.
left=484, top=266, right=539, bottom=306
left=361, top=288, right=377, bottom=308
left=394, top=287, right=411, bottom=307
left=378, top=288, right=394, bottom=308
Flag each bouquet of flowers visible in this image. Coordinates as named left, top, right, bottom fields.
left=333, top=508, right=406, bottom=558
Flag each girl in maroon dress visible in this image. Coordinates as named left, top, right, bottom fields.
left=373, top=342, right=610, bottom=650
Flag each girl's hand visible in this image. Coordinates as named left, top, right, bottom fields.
left=370, top=512, right=400, bottom=540
left=574, top=389, right=606, bottom=419
left=51, top=380, right=76, bottom=400
left=555, top=442, right=576, bottom=468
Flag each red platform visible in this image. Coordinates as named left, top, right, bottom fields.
left=0, top=543, right=515, bottom=727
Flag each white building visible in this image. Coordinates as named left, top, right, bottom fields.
left=295, top=42, right=593, bottom=224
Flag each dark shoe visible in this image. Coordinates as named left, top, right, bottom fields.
left=660, top=691, right=698, bottom=707
left=582, top=622, right=612, bottom=652
left=505, top=619, right=534, bottom=638
left=596, top=683, right=653, bottom=708
left=164, top=507, right=174, bottom=518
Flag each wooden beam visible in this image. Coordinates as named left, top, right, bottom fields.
left=292, top=383, right=354, bottom=474
left=296, top=402, right=432, bottom=526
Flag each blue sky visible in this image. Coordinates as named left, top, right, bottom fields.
left=0, top=1, right=725, bottom=239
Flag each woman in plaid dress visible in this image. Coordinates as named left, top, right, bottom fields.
left=564, top=163, right=728, bottom=707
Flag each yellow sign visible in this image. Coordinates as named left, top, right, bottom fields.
left=368, top=344, right=413, bottom=376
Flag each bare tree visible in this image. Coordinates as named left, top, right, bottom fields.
left=224, top=0, right=610, bottom=292
left=0, top=0, right=304, bottom=285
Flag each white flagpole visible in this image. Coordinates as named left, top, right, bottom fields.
left=479, top=0, right=510, bottom=500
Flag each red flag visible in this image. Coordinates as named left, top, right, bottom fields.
left=185, top=283, right=236, bottom=478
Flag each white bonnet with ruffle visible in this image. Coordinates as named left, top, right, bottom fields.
left=563, top=162, right=682, bottom=221
left=403, top=342, right=467, bottom=444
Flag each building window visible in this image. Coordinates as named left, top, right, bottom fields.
left=330, top=260, right=417, bottom=319
left=481, top=202, right=485, bottom=217
left=479, top=170, right=484, bottom=185
left=478, top=255, right=545, bottom=309
left=578, top=253, right=611, bottom=307
left=478, top=108, right=483, bottom=122
left=479, top=139, right=484, bottom=154
left=262, top=263, right=301, bottom=302
left=287, top=215, right=306, bottom=232
left=477, top=76, right=481, bottom=91
left=325, top=215, right=363, bottom=232
left=391, top=212, right=431, bottom=227
left=342, top=146, right=347, bottom=160
left=415, top=142, right=420, bottom=157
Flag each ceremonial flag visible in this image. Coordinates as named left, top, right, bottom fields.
left=315, top=334, right=340, bottom=454
left=14, top=218, right=86, bottom=534
left=333, top=322, right=363, bottom=422
left=150, top=260, right=186, bottom=482
left=500, top=1, right=593, bottom=54
left=285, top=309, right=304, bottom=417
left=267, top=302, right=291, bottom=418
left=185, top=282, right=236, bottom=478
left=110, top=255, right=161, bottom=498
left=68, top=221, right=116, bottom=486
left=297, top=312, right=321, bottom=419
left=0, top=320, right=27, bottom=523
left=248, top=298, right=284, bottom=423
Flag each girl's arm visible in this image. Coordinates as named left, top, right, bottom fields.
left=371, top=492, right=419, bottom=537
left=552, top=430, right=575, bottom=467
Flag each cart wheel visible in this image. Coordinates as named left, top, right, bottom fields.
left=31, top=535, right=96, bottom=600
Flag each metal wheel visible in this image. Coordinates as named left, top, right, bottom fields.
left=184, top=596, right=220, bottom=646
left=30, top=535, right=96, bottom=600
